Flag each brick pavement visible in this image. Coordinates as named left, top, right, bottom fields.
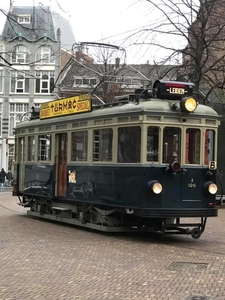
left=0, top=190, right=225, bottom=300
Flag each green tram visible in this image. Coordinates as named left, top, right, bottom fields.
left=13, top=80, right=221, bottom=239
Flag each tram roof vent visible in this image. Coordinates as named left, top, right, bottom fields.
left=30, top=106, right=40, bottom=120
left=153, top=80, right=195, bottom=100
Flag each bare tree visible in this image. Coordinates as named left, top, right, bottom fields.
left=78, top=42, right=127, bottom=102
left=60, top=42, right=158, bottom=103
left=129, top=0, right=225, bottom=102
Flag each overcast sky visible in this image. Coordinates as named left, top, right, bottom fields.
left=0, top=0, right=184, bottom=64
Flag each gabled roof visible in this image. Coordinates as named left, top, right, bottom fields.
left=0, top=6, right=75, bottom=49
left=60, top=60, right=180, bottom=90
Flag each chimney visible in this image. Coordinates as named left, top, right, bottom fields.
left=115, top=57, right=120, bottom=68
left=76, top=51, right=82, bottom=62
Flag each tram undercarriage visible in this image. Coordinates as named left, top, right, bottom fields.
left=18, top=195, right=208, bottom=239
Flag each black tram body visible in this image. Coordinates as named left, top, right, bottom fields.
left=13, top=80, right=220, bottom=239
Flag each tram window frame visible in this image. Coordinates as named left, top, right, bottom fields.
left=185, top=128, right=200, bottom=164
left=93, top=128, right=113, bottom=162
left=28, top=136, right=35, bottom=161
left=14, top=138, right=18, bottom=162
left=118, top=126, right=141, bottom=163
left=204, top=129, right=215, bottom=165
left=18, top=137, right=25, bottom=162
left=163, top=127, right=181, bottom=163
left=71, top=130, right=88, bottom=162
left=38, top=134, right=51, bottom=161
left=147, top=127, right=159, bottom=162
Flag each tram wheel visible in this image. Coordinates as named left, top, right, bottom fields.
left=191, top=227, right=201, bottom=239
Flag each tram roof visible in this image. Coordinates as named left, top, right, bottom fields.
left=15, top=97, right=220, bottom=130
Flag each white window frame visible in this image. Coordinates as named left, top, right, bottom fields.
left=0, top=45, right=4, bottom=64
left=0, top=70, right=3, bottom=93
left=73, top=77, right=97, bottom=87
left=10, top=71, right=29, bottom=93
left=17, top=15, right=31, bottom=24
left=35, top=71, right=55, bottom=94
left=36, top=46, right=55, bottom=64
left=11, top=45, right=30, bottom=64
left=9, top=103, right=29, bottom=136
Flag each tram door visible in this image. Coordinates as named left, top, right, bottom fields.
left=56, top=133, right=67, bottom=197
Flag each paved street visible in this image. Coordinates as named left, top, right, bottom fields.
left=1, top=190, right=225, bottom=300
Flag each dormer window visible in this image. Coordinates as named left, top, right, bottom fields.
left=17, top=15, right=31, bottom=24
left=73, top=77, right=98, bottom=87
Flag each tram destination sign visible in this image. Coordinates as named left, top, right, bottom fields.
left=40, top=94, right=91, bottom=119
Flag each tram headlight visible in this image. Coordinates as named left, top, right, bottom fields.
left=180, top=97, right=197, bottom=113
left=204, top=181, right=218, bottom=195
left=147, top=180, right=163, bottom=194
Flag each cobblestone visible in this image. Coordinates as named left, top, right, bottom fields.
left=1, top=190, right=225, bottom=299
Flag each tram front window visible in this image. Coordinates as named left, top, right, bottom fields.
left=147, top=127, right=159, bottom=162
left=204, top=129, right=215, bottom=165
left=185, top=128, right=200, bottom=164
left=163, top=127, right=181, bottom=163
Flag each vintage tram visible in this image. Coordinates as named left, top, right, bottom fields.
left=13, top=80, right=220, bottom=239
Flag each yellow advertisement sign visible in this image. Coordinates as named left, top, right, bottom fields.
left=40, top=94, right=91, bottom=119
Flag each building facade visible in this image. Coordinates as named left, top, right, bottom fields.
left=0, top=5, right=75, bottom=173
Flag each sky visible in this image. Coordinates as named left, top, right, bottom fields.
left=0, top=0, right=187, bottom=64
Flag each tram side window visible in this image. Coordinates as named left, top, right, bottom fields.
left=163, top=127, right=181, bottom=163
left=185, top=129, right=200, bottom=164
left=18, top=137, right=25, bottom=162
left=93, top=129, right=113, bottom=161
left=118, top=126, right=141, bottom=163
left=71, top=131, right=88, bottom=161
left=147, top=127, right=159, bottom=162
left=204, top=129, right=215, bottom=165
left=38, top=135, right=51, bottom=161
left=28, top=136, right=35, bottom=161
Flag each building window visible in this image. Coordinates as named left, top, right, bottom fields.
left=9, top=104, right=29, bottom=136
left=73, top=77, right=97, bottom=87
left=38, top=135, right=51, bottom=161
left=36, top=46, right=55, bottom=64
left=10, top=103, right=29, bottom=113
left=17, top=15, right=31, bottom=24
left=11, top=45, right=30, bottom=63
left=0, top=70, right=3, bottom=93
left=0, top=45, right=4, bottom=64
left=11, top=71, right=29, bottom=93
left=8, top=145, right=14, bottom=171
left=35, top=71, right=54, bottom=94
left=9, top=116, right=15, bottom=137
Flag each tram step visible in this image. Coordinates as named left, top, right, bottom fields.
left=52, top=207, right=72, bottom=212
left=52, top=207, right=72, bottom=218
